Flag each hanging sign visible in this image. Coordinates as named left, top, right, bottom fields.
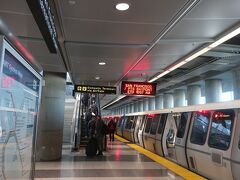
left=121, top=81, right=156, bottom=96
left=74, top=85, right=116, bottom=94
left=26, top=0, right=58, bottom=53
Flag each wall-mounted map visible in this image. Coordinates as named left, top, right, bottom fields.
left=0, top=39, right=41, bottom=179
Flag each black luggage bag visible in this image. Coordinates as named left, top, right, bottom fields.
left=85, top=137, right=98, bottom=157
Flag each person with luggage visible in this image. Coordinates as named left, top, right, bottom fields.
left=108, top=119, right=116, bottom=141
left=86, top=113, right=97, bottom=156
left=95, top=115, right=105, bottom=156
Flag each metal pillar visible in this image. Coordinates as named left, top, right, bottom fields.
left=187, top=85, right=201, bottom=105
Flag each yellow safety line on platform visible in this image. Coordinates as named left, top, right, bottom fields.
left=114, top=135, right=130, bottom=143
left=115, top=135, right=206, bottom=180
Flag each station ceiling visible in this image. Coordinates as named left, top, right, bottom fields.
left=0, top=0, right=240, bottom=108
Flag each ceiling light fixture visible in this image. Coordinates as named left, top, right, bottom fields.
left=99, top=62, right=106, bottom=65
left=102, top=95, right=126, bottom=109
left=116, top=3, right=130, bottom=11
left=95, top=76, right=100, bottom=80
left=148, top=25, right=240, bottom=83
left=68, top=0, right=76, bottom=5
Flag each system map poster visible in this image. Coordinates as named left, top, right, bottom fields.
left=0, top=44, right=41, bottom=179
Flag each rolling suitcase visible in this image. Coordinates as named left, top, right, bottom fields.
left=85, top=137, right=98, bottom=156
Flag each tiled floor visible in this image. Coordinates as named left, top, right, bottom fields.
left=35, top=140, right=183, bottom=180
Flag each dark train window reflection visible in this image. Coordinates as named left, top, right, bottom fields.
left=190, top=111, right=210, bottom=145
left=145, top=117, right=153, bottom=133
left=157, top=114, right=167, bottom=134
left=150, top=115, right=160, bottom=135
left=208, top=110, right=234, bottom=150
left=177, top=113, right=188, bottom=138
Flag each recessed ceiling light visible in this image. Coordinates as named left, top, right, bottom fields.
left=116, top=3, right=130, bottom=11
left=99, top=62, right=106, bottom=65
left=95, top=76, right=100, bottom=80
left=68, top=0, right=76, bottom=5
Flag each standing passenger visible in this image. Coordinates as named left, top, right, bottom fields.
left=108, top=119, right=116, bottom=141
left=88, top=113, right=96, bottom=138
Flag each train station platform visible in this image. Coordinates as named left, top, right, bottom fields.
left=34, top=135, right=205, bottom=180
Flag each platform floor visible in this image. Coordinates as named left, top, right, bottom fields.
left=35, top=139, right=183, bottom=180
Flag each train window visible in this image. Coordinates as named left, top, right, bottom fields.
left=150, top=115, right=160, bottom=135
left=177, top=113, right=188, bottom=138
left=125, top=116, right=133, bottom=129
left=208, top=110, right=234, bottom=150
left=190, top=111, right=210, bottom=145
left=157, top=114, right=168, bottom=134
left=144, top=117, right=153, bottom=133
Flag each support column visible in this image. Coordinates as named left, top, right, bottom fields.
left=232, top=69, right=240, bottom=100
left=205, top=79, right=222, bottom=103
left=125, top=104, right=129, bottom=114
left=163, top=93, right=173, bottom=109
left=174, top=89, right=186, bottom=107
left=143, top=98, right=149, bottom=111
left=138, top=100, right=143, bottom=112
left=187, top=85, right=201, bottom=105
left=130, top=103, right=134, bottom=113
left=134, top=102, right=138, bottom=112
left=36, top=72, right=66, bottom=161
left=148, top=97, right=155, bottom=110
left=155, top=95, right=163, bottom=110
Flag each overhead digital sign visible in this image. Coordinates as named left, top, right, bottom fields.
left=121, top=81, right=156, bottom=96
left=74, top=85, right=116, bottom=94
left=26, top=0, right=58, bottom=53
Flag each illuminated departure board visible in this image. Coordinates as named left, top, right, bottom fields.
left=121, top=81, right=156, bottom=96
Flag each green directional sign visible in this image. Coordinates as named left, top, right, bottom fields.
left=74, top=85, right=116, bottom=94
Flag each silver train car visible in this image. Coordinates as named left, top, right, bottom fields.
left=111, top=100, right=240, bottom=180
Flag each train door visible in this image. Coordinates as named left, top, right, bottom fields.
left=162, top=113, right=180, bottom=162
left=206, top=109, right=235, bottom=180
left=175, top=112, right=192, bottom=168
left=138, top=115, right=146, bottom=147
left=155, top=114, right=168, bottom=156
left=231, top=109, right=240, bottom=180
left=146, top=114, right=161, bottom=153
left=143, top=115, right=153, bottom=152
left=186, top=110, right=211, bottom=176
left=134, top=116, right=143, bottom=144
left=120, top=116, right=127, bottom=137
left=116, top=117, right=123, bottom=136
left=187, top=110, right=235, bottom=180
left=130, top=116, right=137, bottom=142
left=123, top=116, right=132, bottom=140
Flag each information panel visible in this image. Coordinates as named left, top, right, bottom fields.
left=74, top=85, right=116, bottom=94
left=0, top=39, right=41, bottom=179
left=121, top=81, right=156, bottom=96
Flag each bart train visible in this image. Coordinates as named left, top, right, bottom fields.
left=105, top=100, right=240, bottom=180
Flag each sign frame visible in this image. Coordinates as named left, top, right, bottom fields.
left=74, top=85, right=117, bottom=95
left=121, top=81, right=157, bottom=96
